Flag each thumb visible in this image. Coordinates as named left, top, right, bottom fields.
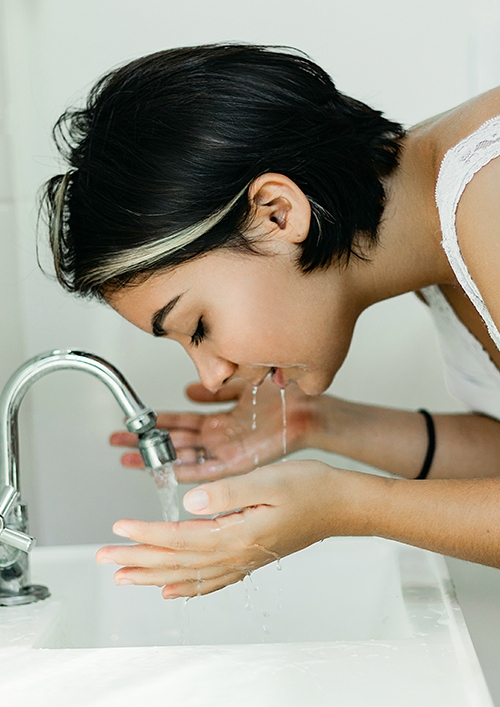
left=183, top=468, right=275, bottom=515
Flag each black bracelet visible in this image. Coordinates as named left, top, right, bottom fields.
left=416, top=409, right=435, bottom=480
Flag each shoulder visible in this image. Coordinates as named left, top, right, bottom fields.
left=417, top=88, right=500, bottom=173
left=456, top=153, right=500, bottom=327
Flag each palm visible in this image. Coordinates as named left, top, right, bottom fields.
left=110, top=378, right=318, bottom=482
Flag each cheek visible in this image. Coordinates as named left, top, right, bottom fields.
left=212, top=271, right=354, bottom=370
left=212, top=288, right=289, bottom=355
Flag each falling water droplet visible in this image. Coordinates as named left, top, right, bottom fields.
left=247, top=573, right=259, bottom=593
left=251, top=385, right=258, bottom=431
left=243, top=576, right=253, bottom=610
left=181, top=597, right=190, bottom=645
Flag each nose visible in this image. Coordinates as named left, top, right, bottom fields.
left=190, top=349, right=237, bottom=393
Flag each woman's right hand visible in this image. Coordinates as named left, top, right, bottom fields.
left=110, top=377, right=325, bottom=483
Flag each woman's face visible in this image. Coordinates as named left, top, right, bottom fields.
left=109, top=246, right=360, bottom=396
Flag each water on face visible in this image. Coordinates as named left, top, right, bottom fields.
left=150, top=462, right=180, bottom=522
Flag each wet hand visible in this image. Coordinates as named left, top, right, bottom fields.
left=110, top=378, right=322, bottom=482
left=95, top=461, right=362, bottom=598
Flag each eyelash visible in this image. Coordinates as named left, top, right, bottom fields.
left=190, top=317, right=207, bottom=347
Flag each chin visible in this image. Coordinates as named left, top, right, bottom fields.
left=297, top=373, right=332, bottom=396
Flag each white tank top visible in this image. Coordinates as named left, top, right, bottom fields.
left=421, top=115, right=500, bottom=419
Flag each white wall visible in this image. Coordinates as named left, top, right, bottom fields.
left=1, top=0, right=500, bottom=546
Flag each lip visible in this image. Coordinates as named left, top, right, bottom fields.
left=250, top=369, right=273, bottom=388
left=271, top=367, right=286, bottom=388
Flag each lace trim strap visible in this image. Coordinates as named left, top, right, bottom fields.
left=435, top=115, right=500, bottom=351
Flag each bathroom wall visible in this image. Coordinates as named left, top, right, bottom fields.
left=1, top=0, right=500, bottom=545
left=0, top=7, right=37, bottom=509
left=0, top=13, right=24, bottom=400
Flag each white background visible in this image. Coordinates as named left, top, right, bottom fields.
left=2, top=0, right=500, bottom=702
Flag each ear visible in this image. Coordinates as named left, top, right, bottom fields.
left=248, top=173, right=311, bottom=245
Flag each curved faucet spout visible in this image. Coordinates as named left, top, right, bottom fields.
left=0, top=349, right=166, bottom=491
left=0, top=349, right=176, bottom=605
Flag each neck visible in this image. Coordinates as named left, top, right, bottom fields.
left=350, top=127, right=455, bottom=312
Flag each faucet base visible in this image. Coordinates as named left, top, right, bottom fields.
left=0, top=584, right=50, bottom=606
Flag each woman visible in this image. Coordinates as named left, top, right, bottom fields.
left=44, top=44, right=500, bottom=598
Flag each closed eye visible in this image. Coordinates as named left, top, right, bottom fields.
left=190, top=317, right=207, bottom=347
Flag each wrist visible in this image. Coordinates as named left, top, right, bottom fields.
left=321, top=466, right=394, bottom=538
left=286, top=393, right=333, bottom=451
left=305, top=395, right=356, bottom=452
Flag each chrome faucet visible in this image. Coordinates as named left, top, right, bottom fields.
left=0, top=350, right=176, bottom=606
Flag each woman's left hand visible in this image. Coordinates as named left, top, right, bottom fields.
left=96, top=461, right=378, bottom=598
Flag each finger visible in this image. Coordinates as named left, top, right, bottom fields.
left=110, top=431, right=138, bottom=447
left=183, top=466, right=279, bottom=516
left=98, top=545, right=243, bottom=577
left=112, top=564, right=245, bottom=593
left=185, top=379, right=246, bottom=403
left=161, top=571, right=246, bottom=598
left=168, top=429, right=201, bottom=448
left=96, top=543, right=180, bottom=569
left=110, top=426, right=202, bottom=450
left=119, top=450, right=228, bottom=479
left=175, top=448, right=204, bottom=465
left=128, top=568, right=247, bottom=596
left=173, top=462, right=228, bottom=484
left=155, top=412, right=204, bottom=432
left=121, top=452, right=145, bottom=469
left=111, top=517, right=243, bottom=550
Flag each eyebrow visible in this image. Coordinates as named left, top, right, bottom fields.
left=151, top=294, right=183, bottom=337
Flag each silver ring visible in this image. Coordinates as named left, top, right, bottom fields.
left=194, top=446, right=207, bottom=465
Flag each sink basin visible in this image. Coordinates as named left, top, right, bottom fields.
left=0, top=537, right=493, bottom=707
left=35, top=537, right=412, bottom=648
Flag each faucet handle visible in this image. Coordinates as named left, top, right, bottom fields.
left=0, top=485, right=35, bottom=553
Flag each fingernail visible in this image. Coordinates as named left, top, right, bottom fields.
left=114, top=577, right=134, bottom=586
left=113, top=526, right=130, bottom=538
left=184, top=488, right=209, bottom=512
left=97, top=556, right=116, bottom=565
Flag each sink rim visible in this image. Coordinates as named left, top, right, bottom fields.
left=0, top=537, right=494, bottom=707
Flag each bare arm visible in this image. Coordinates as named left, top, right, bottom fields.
left=309, top=397, right=500, bottom=480
left=111, top=379, right=500, bottom=482
left=372, top=474, right=500, bottom=567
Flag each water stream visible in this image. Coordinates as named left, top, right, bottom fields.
left=251, top=384, right=260, bottom=468
left=251, top=385, right=258, bottom=430
left=173, top=380, right=288, bottom=639
left=150, top=462, right=180, bottom=521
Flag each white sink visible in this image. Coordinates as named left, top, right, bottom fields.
left=35, top=537, right=412, bottom=648
left=0, top=537, right=493, bottom=707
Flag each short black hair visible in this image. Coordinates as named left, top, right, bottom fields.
left=42, top=43, right=405, bottom=297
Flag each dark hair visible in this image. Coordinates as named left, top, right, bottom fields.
left=42, top=43, right=405, bottom=298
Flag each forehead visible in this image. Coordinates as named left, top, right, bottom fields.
left=111, top=248, right=272, bottom=299
left=107, top=268, right=179, bottom=326
left=106, top=250, right=259, bottom=325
